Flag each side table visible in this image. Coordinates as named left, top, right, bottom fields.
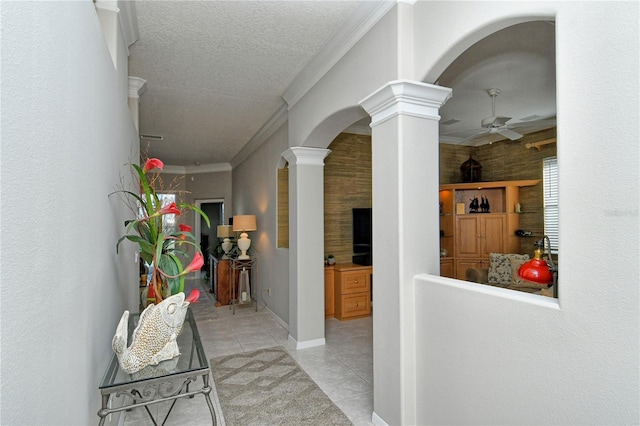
left=97, top=308, right=216, bottom=425
left=229, top=257, right=257, bottom=314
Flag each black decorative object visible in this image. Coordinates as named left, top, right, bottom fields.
left=460, top=155, right=482, bottom=183
left=469, top=196, right=479, bottom=213
left=480, top=196, right=490, bottom=213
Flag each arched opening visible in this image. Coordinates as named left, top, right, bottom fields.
left=434, top=20, right=558, bottom=297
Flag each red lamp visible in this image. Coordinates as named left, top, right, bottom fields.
left=518, top=236, right=556, bottom=290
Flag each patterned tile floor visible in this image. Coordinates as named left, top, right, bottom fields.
left=120, top=279, right=373, bottom=426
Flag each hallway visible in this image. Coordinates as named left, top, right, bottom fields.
left=121, top=279, right=373, bottom=425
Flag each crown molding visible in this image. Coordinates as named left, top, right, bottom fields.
left=162, top=163, right=232, bottom=175
left=282, top=1, right=396, bottom=108
left=230, top=102, right=288, bottom=169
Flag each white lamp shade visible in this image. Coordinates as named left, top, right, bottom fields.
left=232, top=215, right=257, bottom=232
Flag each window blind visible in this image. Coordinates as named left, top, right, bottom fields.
left=543, top=157, right=559, bottom=253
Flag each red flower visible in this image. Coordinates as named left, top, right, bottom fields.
left=186, top=289, right=200, bottom=304
left=158, top=202, right=180, bottom=216
left=179, top=224, right=192, bottom=232
left=184, top=252, right=204, bottom=273
left=142, top=158, right=164, bottom=172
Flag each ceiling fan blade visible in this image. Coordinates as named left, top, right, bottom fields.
left=496, top=128, right=523, bottom=140
left=456, top=129, right=490, bottom=145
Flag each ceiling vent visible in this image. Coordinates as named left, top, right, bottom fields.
left=140, top=134, right=164, bottom=141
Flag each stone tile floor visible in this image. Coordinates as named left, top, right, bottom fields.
left=120, top=279, right=373, bottom=425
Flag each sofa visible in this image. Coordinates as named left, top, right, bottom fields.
left=465, top=253, right=554, bottom=297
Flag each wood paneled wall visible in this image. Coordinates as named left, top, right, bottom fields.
left=324, top=133, right=372, bottom=264
left=279, top=129, right=555, bottom=259
left=277, top=167, right=289, bottom=248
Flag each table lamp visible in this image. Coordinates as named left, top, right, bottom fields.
left=232, top=215, right=257, bottom=260
left=518, top=236, right=557, bottom=296
left=216, top=225, right=233, bottom=259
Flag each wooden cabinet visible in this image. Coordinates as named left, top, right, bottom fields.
left=334, top=263, right=372, bottom=320
left=455, top=214, right=506, bottom=258
left=455, top=258, right=490, bottom=280
left=324, top=266, right=335, bottom=318
left=440, top=258, right=454, bottom=278
left=439, top=180, right=540, bottom=281
left=210, top=257, right=255, bottom=306
left=211, top=257, right=231, bottom=306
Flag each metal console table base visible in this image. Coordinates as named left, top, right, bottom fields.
left=228, top=257, right=257, bottom=314
left=98, top=308, right=216, bottom=425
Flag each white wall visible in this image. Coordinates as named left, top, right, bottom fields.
left=232, top=122, right=291, bottom=324
left=411, top=2, right=639, bottom=424
left=1, top=2, right=140, bottom=424
left=232, top=1, right=638, bottom=424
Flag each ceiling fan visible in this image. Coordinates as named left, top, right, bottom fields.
left=460, top=88, right=523, bottom=145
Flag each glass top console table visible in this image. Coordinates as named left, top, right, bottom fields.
left=97, top=308, right=216, bottom=425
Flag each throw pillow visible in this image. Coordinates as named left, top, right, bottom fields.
left=511, top=257, right=549, bottom=288
left=488, top=253, right=530, bottom=285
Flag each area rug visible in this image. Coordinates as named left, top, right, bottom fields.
left=210, top=347, right=352, bottom=425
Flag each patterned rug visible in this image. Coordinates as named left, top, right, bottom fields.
left=210, top=347, right=352, bottom=425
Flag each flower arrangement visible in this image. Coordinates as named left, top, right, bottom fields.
left=111, top=158, right=209, bottom=306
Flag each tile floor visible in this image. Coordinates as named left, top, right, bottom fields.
left=121, top=279, right=374, bottom=426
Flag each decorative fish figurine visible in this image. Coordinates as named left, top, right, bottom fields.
left=112, top=290, right=199, bottom=374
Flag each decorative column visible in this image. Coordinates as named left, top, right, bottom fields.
left=360, top=80, right=452, bottom=425
left=128, top=77, right=147, bottom=132
left=281, top=147, right=331, bottom=349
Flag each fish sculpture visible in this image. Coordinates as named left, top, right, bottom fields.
left=112, top=290, right=199, bottom=374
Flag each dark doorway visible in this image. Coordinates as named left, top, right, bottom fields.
left=197, top=200, right=224, bottom=277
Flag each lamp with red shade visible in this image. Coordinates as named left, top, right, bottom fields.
left=518, top=236, right=557, bottom=297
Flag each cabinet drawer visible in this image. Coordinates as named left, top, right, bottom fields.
left=340, top=293, right=370, bottom=318
left=340, top=272, right=369, bottom=294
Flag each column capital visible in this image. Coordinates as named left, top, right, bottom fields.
left=128, top=77, right=147, bottom=100
left=282, top=147, right=331, bottom=166
left=359, top=80, right=452, bottom=127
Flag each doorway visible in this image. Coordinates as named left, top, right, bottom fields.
left=195, top=199, right=224, bottom=279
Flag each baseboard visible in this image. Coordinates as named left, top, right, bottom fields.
left=264, top=305, right=289, bottom=331
left=288, top=335, right=326, bottom=349
left=372, top=411, right=389, bottom=426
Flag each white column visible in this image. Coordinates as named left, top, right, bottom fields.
left=128, top=77, right=146, bottom=132
left=360, top=80, right=451, bottom=425
left=282, top=147, right=331, bottom=349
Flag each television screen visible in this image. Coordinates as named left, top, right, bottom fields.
left=352, top=208, right=372, bottom=265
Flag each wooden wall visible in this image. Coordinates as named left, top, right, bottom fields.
left=324, top=133, right=372, bottom=264
left=286, top=128, right=555, bottom=261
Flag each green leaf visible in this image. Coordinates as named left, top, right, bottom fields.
left=179, top=203, right=210, bottom=228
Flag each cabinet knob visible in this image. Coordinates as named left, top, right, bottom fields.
left=355, top=303, right=359, bottom=307
left=354, top=280, right=358, bottom=284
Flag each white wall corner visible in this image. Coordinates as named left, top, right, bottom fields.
left=117, top=0, right=140, bottom=50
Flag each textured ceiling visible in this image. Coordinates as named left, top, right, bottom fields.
left=130, top=3, right=556, bottom=167
left=130, top=0, right=360, bottom=167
